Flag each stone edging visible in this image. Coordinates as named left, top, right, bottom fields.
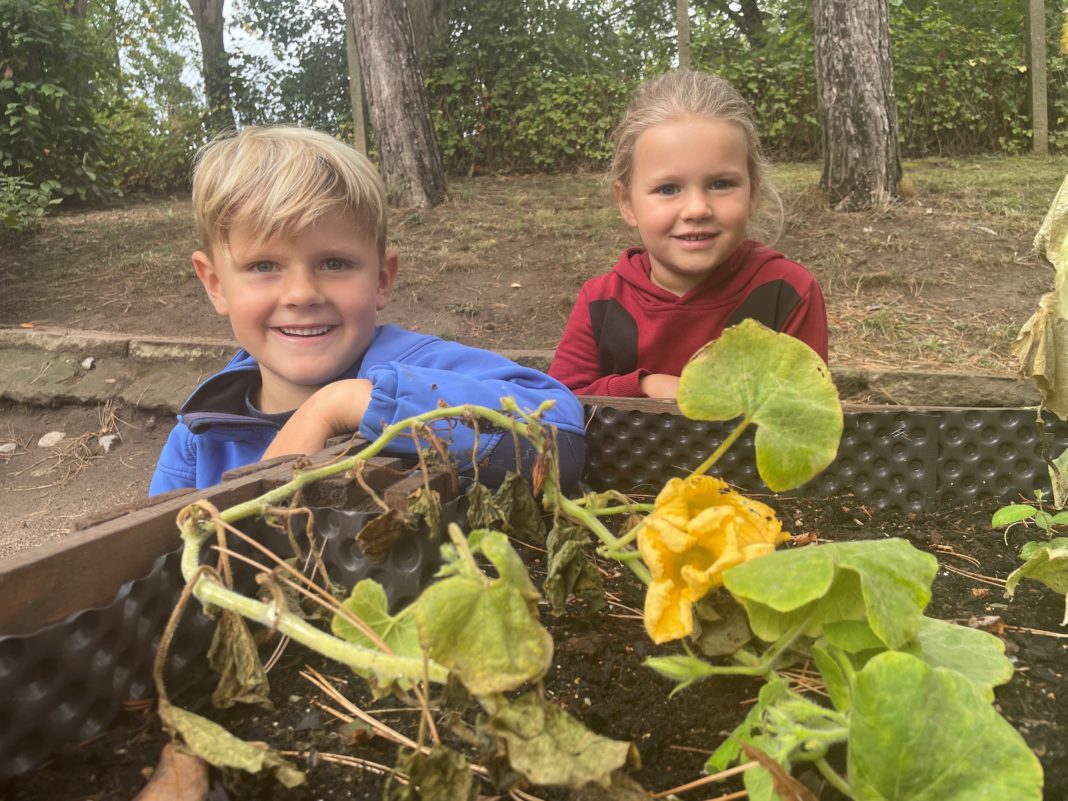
left=0, top=325, right=1041, bottom=413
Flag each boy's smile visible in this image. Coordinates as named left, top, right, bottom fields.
left=615, top=115, right=757, bottom=296
left=193, top=211, right=397, bottom=413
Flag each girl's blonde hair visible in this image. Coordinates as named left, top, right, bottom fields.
left=191, top=126, right=388, bottom=255
left=609, top=70, right=782, bottom=239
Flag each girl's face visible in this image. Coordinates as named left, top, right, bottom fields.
left=615, top=115, right=757, bottom=296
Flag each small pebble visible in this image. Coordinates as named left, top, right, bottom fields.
left=0, top=442, right=16, bottom=454
left=81, top=356, right=95, bottom=370
left=98, top=434, right=119, bottom=453
left=37, top=431, right=65, bottom=448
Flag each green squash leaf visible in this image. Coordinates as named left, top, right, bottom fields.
left=822, top=619, right=884, bottom=654
left=486, top=691, right=636, bottom=788
left=1006, top=543, right=1068, bottom=625
left=811, top=645, right=852, bottom=712
left=724, top=540, right=936, bottom=649
left=848, top=652, right=1043, bottom=801
left=331, top=579, right=422, bottom=662
left=414, top=530, right=552, bottom=694
left=901, top=617, right=1014, bottom=700
left=677, top=319, right=843, bottom=492
left=1020, top=537, right=1068, bottom=559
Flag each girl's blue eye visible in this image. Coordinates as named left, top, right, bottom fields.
left=711, top=179, right=734, bottom=191
left=656, top=184, right=680, bottom=197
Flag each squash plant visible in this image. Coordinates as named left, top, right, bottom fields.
left=164, top=319, right=1042, bottom=799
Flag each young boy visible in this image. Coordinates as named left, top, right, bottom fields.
left=149, top=126, right=585, bottom=494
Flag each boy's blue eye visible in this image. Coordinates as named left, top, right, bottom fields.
left=250, top=262, right=277, bottom=273
left=322, top=258, right=350, bottom=271
left=656, top=184, right=680, bottom=197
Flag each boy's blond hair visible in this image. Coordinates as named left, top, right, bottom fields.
left=191, top=126, right=388, bottom=254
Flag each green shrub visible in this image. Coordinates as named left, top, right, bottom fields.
left=0, top=0, right=117, bottom=201
left=98, top=99, right=203, bottom=195
left=0, top=176, right=59, bottom=240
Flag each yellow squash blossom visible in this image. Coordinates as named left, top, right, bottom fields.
left=637, top=475, right=789, bottom=644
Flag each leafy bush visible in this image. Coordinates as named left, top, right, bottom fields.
left=0, top=175, right=59, bottom=240
left=0, top=0, right=117, bottom=201
left=424, top=0, right=641, bottom=173
left=98, top=98, right=203, bottom=195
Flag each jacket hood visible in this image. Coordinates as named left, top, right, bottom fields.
left=612, top=241, right=784, bottom=305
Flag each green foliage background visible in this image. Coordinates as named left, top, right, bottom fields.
left=0, top=0, right=1064, bottom=235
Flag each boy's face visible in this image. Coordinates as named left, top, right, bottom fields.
left=193, top=210, right=397, bottom=413
left=615, top=116, right=757, bottom=296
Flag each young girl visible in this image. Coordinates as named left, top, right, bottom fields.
left=548, top=71, right=828, bottom=398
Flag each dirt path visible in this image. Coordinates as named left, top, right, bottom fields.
left=0, top=402, right=165, bottom=560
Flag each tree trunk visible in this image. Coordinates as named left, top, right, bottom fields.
left=343, top=0, right=367, bottom=155
left=700, top=0, right=765, bottom=49
left=407, top=0, right=448, bottom=53
left=60, top=0, right=88, bottom=17
left=186, top=0, right=236, bottom=134
left=351, top=0, right=446, bottom=208
left=812, top=0, right=901, bottom=211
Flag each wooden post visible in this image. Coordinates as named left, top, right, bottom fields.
left=1026, top=0, right=1049, bottom=155
left=677, top=0, right=691, bottom=71
left=344, top=0, right=368, bottom=155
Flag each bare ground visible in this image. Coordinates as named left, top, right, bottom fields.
left=1, top=156, right=1067, bottom=555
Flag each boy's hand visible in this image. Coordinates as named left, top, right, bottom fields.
left=262, top=379, right=373, bottom=459
left=640, top=373, right=680, bottom=399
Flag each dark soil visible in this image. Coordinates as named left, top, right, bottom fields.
left=1, top=494, right=1065, bottom=801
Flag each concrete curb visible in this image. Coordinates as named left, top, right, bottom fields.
left=0, top=325, right=1041, bottom=414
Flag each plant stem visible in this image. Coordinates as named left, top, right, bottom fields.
left=815, top=758, right=853, bottom=797
left=587, top=503, right=656, bottom=516
left=219, top=403, right=546, bottom=526
left=749, top=611, right=815, bottom=677
left=691, top=416, right=752, bottom=478
left=179, top=516, right=448, bottom=686
left=557, top=494, right=651, bottom=585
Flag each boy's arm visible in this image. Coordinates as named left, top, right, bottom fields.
left=549, top=290, right=654, bottom=397
left=149, top=423, right=198, bottom=495
left=358, top=341, right=585, bottom=467
left=262, top=379, right=373, bottom=459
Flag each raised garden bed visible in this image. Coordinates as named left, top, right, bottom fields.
left=1, top=399, right=1066, bottom=800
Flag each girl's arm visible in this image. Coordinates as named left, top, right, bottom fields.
left=549, top=289, right=651, bottom=397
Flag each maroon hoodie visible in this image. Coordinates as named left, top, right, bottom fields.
left=548, top=241, right=828, bottom=397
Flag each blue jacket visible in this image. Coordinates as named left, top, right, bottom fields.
left=149, top=325, right=586, bottom=494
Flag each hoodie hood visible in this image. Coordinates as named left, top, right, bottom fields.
left=612, top=241, right=785, bottom=306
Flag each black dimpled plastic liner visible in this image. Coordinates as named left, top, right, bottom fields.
left=584, top=407, right=1068, bottom=513
left=0, top=504, right=446, bottom=780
